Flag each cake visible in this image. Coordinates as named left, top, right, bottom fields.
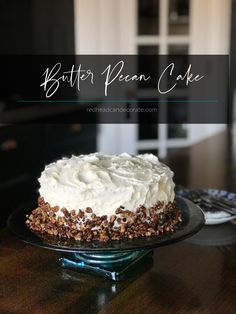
left=26, top=153, right=182, bottom=242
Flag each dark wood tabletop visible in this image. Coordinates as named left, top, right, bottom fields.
left=1, top=130, right=236, bottom=314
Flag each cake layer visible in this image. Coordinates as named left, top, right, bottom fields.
left=38, top=153, right=175, bottom=217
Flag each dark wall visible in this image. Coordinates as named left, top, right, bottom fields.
left=0, top=1, right=97, bottom=226
left=0, top=0, right=75, bottom=54
left=230, top=0, right=236, bottom=122
left=0, top=0, right=33, bottom=54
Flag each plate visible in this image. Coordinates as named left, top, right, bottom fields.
left=204, top=207, right=236, bottom=225
left=192, top=189, right=236, bottom=225
left=176, top=188, right=236, bottom=225
left=7, top=196, right=204, bottom=253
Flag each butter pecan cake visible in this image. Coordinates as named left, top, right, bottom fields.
left=26, top=153, right=182, bottom=242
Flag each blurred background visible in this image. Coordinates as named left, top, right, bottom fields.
left=0, top=0, right=235, bottom=226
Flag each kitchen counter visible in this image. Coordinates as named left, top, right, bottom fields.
left=1, top=228, right=236, bottom=314
left=1, top=130, right=236, bottom=314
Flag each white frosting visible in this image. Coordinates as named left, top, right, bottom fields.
left=38, top=153, right=175, bottom=217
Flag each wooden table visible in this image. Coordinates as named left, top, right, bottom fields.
left=1, top=131, right=236, bottom=314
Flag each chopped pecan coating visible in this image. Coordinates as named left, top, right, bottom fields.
left=26, top=197, right=182, bottom=242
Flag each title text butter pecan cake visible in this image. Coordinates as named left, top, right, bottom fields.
left=26, top=153, right=182, bottom=242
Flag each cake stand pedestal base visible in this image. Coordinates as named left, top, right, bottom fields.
left=59, top=249, right=153, bottom=281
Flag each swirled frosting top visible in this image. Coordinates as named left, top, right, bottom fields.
left=38, top=153, right=175, bottom=216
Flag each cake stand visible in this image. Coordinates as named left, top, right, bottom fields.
left=7, top=196, right=204, bottom=281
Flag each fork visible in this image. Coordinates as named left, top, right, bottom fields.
left=175, top=186, right=236, bottom=215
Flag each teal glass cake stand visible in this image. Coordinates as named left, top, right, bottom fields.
left=59, top=250, right=153, bottom=281
left=7, top=197, right=204, bottom=281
